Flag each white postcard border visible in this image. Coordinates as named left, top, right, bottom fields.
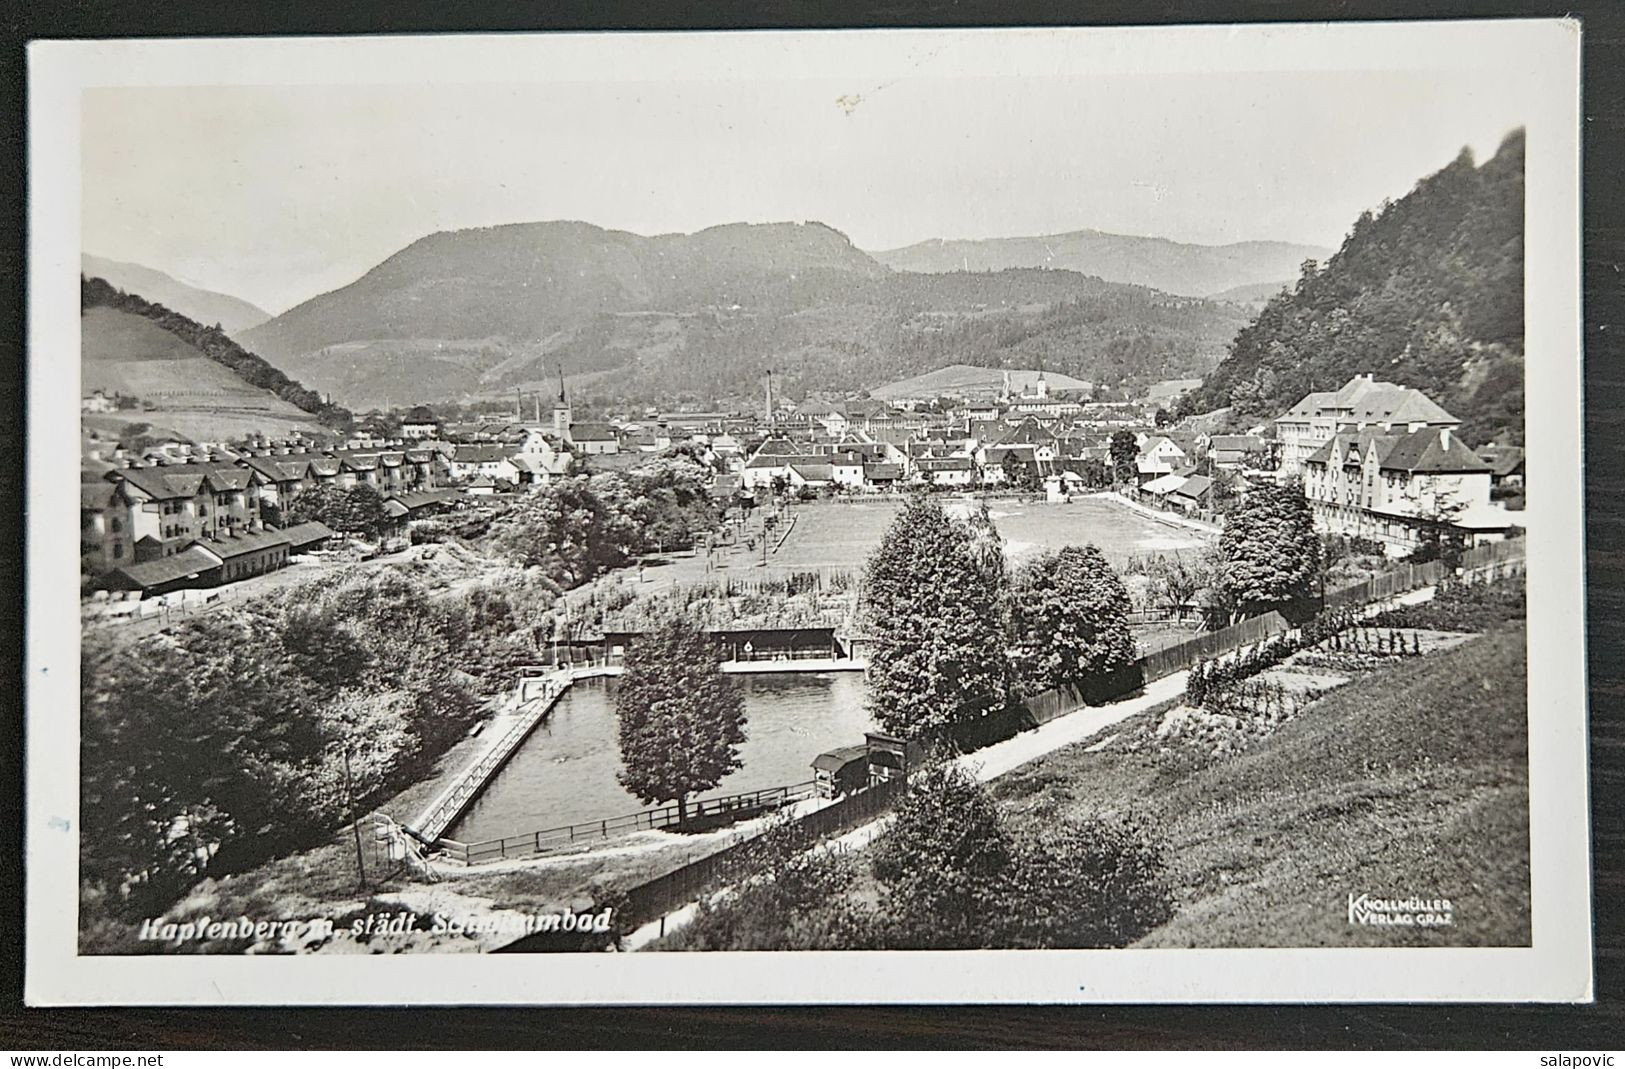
left=25, top=20, right=1591, bottom=1005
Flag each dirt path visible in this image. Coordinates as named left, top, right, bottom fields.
left=623, top=668, right=1192, bottom=949
left=622, top=581, right=1449, bottom=950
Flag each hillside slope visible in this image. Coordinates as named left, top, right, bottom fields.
left=1181, top=129, right=1525, bottom=446
left=995, top=623, right=1530, bottom=948
left=870, top=230, right=1329, bottom=299
left=82, top=254, right=271, bottom=334
left=240, top=220, right=1251, bottom=409
left=82, top=276, right=348, bottom=443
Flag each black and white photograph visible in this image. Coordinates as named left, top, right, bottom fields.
left=25, top=20, right=1590, bottom=1004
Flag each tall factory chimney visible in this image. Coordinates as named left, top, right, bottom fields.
left=764, top=370, right=774, bottom=425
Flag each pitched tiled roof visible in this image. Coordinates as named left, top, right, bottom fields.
left=996, top=418, right=1056, bottom=446
left=115, top=462, right=249, bottom=501
left=1141, top=474, right=1187, bottom=495
left=1280, top=375, right=1458, bottom=426
left=985, top=445, right=1038, bottom=463
left=1305, top=430, right=1391, bottom=467
left=452, top=444, right=513, bottom=464
left=789, top=463, right=835, bottom=483
left=241, top=454, right=320, bottom=482
left=1376, top=428, right=1491, bottom=474
left=197, top=528, right=293, bottom=560
left=864, top=463, right=903, bottom=480
left=82, top=482, right=118, bottom=510
left=1477, top=445, right=1526, bottom=477
left=278, top=520, right=337, bottom=548
left=568, top=423, right=618, bottom=442
left=1170, top=474, right=1213, bottom=500
left=752, top=437, right=799, bottom=457
left=390, top=489, right=461, bottom=509
left=110, top=546, right=221, bottom=589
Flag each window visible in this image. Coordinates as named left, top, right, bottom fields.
left=110, top=517, right=122, bottom=533
left=113, top=544, right=124, bottom=559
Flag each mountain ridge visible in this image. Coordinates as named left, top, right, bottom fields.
left=81, top=254, right=271, bottom=335
left=868, top=229, right=1331, bottom=298
left=238, top=219, right=1254, bottom=410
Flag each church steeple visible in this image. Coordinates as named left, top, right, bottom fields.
left=552, top=366, right=571, bottom=433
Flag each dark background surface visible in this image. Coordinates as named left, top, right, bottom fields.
left=0, top=0, right=1620, bottom=1050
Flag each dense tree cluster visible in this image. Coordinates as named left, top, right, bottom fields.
left=1181, top=130, right=1524, bottom=446
left=669, top=762, right=1174, bottom=950
left=79, top=570, right=529, bottom=920
left=862, top=500, right=1145, bottom=741
left=81, top=274, right=353, bottom=431
left=285, top=483, right=391, bottom=540
left=1009, top=545, right=1138, bottom=698
left=1109, top=431, right=1139, bottom=485
left=860, top=498, right=1011, bottom=742
left=484, top=457, right=718, bottom=584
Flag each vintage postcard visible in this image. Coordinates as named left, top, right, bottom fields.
left=25, top=20, right=1590, bottom=1004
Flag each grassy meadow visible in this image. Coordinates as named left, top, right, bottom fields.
left=994, top=623, right=1531, bottom=947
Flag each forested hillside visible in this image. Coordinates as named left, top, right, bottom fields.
left=1181, top=130, right=1524, bottom=446
left=83, top=275, right=352, bottom=432
left=239, top=220, right=1250, bottom=409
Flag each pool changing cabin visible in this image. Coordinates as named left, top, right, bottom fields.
left=811, top=733, right=928, bottom=799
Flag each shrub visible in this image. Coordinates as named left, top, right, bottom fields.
left=1372, top=577, right=1525, bottom=632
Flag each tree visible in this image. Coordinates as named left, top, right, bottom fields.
left=1146, top=552, right=1207, bottom=616
left=1000, top=451, right=1040, bottom=492
left=615, top=611, right=746, bottom=824
left=1009, top=545, right=1137, bottom=697
left=870, top=762, right=1015, bottom=948
left=1218, top=484, right=1321, bottom=619
left=1402, top=485, right=1471, bottom=568
left=860, top=497, right=1009, bottom=742
left=287, top=483, right=390, bottom=540
left=1109, top=431, right=1139, bottom=486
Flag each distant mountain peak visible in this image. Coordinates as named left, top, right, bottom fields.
left=868, top=228, right=1331, bottom=298
left=80, top=254, right=271, bottom=334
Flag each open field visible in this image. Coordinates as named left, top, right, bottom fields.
left=993, top=623, right=1530, bottom=947
left=767, top=495, right=1213, bottom=576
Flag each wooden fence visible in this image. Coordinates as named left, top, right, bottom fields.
left=497, top=536, right=1530, bottom=947
left=1322, top=538, right=1525, bottom=612
left=617, top=778, right=906, bottom=931
left=440, top=781, right=819, bottom=865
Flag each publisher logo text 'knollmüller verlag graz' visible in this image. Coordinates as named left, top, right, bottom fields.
left=1347, top=893, right=1454, bottom=927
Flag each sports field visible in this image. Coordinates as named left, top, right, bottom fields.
left=768, top=494, right=1213, bottom=575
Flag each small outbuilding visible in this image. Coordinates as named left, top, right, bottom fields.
left=811, top=745, right=870, bottom=799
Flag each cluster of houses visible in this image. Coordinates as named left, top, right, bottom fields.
left=81, top=365, right=1528, bottom=596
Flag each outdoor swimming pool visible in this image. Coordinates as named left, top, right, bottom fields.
left=445, top=671, right=874, bottom=843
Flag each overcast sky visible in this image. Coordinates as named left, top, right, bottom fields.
left=81, top=62, right=1529, bottom=315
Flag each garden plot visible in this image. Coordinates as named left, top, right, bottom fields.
left=1130, top=627, right=1482, bottom=762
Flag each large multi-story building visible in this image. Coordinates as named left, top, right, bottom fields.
left=1275, top=374, right=1459, bottom=476
left=1301, top=425, right=1519, bottom=554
